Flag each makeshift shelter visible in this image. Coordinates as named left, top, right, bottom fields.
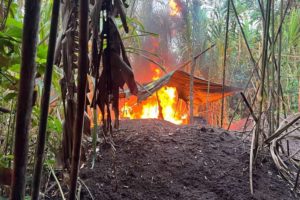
left=121, top=70, right=241, bottom=104
left=119, top=69, right=241, bottom=125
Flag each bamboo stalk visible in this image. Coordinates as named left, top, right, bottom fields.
left=230, top=0, right=259, bottom=75
left=277, top=0, right=283, bottom=128
left=31, top=0, right=60, bottom=199
left=188, top=0, right=195, bottom=124
left=250, top=0, right=272, bottom=194
left=10, top=0, right=41, bottom=199
left=240, top=92, right=258, bottom=123
left=221, top=0, right=230, bottom=128
left=265, top=114, right=300, bottom=144
left=294, top=168, right=300, bottom=191
left=269, top=0, right=275, bottom=136
left=227, top=54, right=263, bottom=130
left=68, top=0, right=89, bottom=198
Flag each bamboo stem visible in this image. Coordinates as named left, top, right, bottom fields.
left=68, top=0, right=89, bottom=198
left=221, top=0, right=230, bottom=128
left=269, top=0, right=275, bottom=136
left=277, top=0, right=283, bottom=128
left=10, top=0, right=41, bottom=199
left=31, top=0, right=60, bottom=199
left=240, top=92, right=258, bottom=123
left=250, top=0, right=272, bottom=194
left=230, top=0, right=259, bottom=76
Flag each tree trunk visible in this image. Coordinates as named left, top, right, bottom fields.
left=10, top=0, right=41, bottom=199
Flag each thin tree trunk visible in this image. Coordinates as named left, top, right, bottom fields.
left=68, top=0, right=89, bottom=198
left=221, top=0, right=230, bottom=127
left=31, top=0, right=60, bottom=199
left=10, top=0, right=41, bottom=199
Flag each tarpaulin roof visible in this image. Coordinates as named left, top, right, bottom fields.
left=121, top=70, right=241, bottom=105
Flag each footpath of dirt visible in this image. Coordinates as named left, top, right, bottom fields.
left=79, top=119, right=297, bottom=200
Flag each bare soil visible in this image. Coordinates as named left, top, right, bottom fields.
left=79, top=119, right=297, bottom=200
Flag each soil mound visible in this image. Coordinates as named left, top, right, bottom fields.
left=80, top=119, right=297, bottom=200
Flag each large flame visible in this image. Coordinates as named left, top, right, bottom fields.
left=169, top=0, right=181, bottom=16
left=121, top=67, right=188, bottom=125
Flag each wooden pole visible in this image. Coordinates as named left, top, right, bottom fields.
left=206, top=62, right=211, bottom=124
left=189, top=56, right=196, bottom=124
left=10, top=0, right=41, bottom=199
left=31, top=0, right=60, bottom=199
left=68, top=0, right=89, bottom=198
left=221, top=0, right=230, bottom=127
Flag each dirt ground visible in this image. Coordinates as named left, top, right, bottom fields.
left=78, top=119, right=297, bottom=200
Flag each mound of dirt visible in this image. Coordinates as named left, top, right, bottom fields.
left=79, top=119, right=297, bottom=200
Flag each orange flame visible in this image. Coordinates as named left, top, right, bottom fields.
left=169, top=0, right=181, bottom=16
left=121, top=66, right=188, bottom=125
left=153, top=68, right=162, bottom=80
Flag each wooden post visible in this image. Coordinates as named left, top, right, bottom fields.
left=189, top=56, right=196, bottom=124
left=68, top=0, right=89, bottom=198
left=10, top=0, right=41, bottom=199
left=31, top=0, right=60, bottom=199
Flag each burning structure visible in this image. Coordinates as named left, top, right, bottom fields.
left=115, top=1, right=241, bottom=126
left=120, top=69, right=240, bottom=125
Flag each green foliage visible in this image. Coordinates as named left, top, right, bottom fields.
left=0, top=154, right=13, bottom=168
left=285, top=9, right=300, bottom=48
left=0, top=0, right=63, bottom=187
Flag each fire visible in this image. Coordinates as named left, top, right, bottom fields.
left=169, top=0, right=181, bottom=16
left=141, top=103, right=158, bottom=119
left=133, top=86, right=184, bottom=125
left=157, top=87, right=182, bottom=124
left=122, top=102, right=133, bottom=119
left=121, top=67, right=188, bottom=125
left=153, top=68, right=162, bottom=80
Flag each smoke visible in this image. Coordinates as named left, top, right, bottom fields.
left=128, top=0, right=188, bottom=83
